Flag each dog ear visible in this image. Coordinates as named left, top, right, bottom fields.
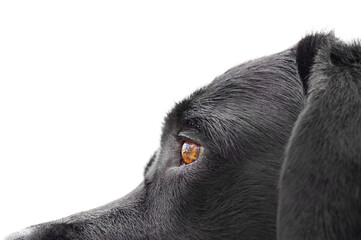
left=277, top=34, right=361, bottom=239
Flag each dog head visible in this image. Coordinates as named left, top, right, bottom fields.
left=7, top=33, right=347, bottom=240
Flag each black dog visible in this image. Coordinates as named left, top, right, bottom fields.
left=6, top=33, right=361, bottom=240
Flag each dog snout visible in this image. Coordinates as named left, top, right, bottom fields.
left=5, top=227, right=35, bottom=240
left=5, top=223, right=79, bottom=240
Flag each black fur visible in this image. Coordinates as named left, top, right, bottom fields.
left=6, top=33, right=361, bottom=240
left=278, top=35, right=361, bottom=239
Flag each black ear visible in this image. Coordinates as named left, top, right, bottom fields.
left=278, top=34, right=361, bottom=239
left=295, top=32, right=333, bottom=94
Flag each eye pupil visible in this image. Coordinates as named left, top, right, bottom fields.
left=181, top=141, right=204, bottom=164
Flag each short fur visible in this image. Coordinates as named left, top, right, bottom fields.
left=6, top=33, right=361, bottom=240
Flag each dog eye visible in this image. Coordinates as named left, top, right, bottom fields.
left=181, top=141, right=204, bottom=164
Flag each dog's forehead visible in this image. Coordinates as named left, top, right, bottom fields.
left=161, top=49, right=303, bottom=158
left=167, top=51, right=299, bottom=123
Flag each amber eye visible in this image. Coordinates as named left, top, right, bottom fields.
left=181, top=141, right=204, bottom=164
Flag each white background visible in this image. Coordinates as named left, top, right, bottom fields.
left=1, top=0, right=360, bottom=238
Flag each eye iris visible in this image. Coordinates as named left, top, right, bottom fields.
left=181, top=141, right=203, bottom=164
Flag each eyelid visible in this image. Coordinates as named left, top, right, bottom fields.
left=177, top=131, right=204, bottom=146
